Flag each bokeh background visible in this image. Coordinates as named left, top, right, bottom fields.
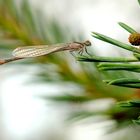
left=0, top=0, right=140, bottom=140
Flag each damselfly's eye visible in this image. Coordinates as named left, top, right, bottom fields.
left=84, top=40, right=91, bottom=46
left=128, top=33, right=140, bottom=46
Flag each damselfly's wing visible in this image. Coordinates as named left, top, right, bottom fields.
left=12, top=43, right=68, bottom=58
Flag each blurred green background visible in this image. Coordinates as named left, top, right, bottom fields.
left=0, top=0, right=140, bottom=140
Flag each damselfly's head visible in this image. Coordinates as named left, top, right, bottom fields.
left=83, top=40, right=91, bottom=46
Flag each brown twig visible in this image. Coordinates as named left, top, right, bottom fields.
left=0, top=57, right=24, bottom=65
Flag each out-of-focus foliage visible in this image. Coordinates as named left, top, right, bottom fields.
left=0, top=0, right=140, bottom=135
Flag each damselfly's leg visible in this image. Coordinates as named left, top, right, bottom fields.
left=78, top=48, right=84, bottom=55
left=70, top=49, right=83, bottom=57
left=74, top=41, right=92, bottom=56
left=84, top=47, right=92, bottom=56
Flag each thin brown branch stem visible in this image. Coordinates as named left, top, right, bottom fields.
left=0, top=57, right=23, bottom=65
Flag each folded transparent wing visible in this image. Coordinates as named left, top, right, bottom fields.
left=12, top=44, right=68, bottom=58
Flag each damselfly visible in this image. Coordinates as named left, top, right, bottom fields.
left=12, top=40, right=91, bottom=58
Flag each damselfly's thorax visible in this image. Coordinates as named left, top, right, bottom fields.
left=66, top=40, right=91, bottom=51
left=67, top=40, right=91, bottom=55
